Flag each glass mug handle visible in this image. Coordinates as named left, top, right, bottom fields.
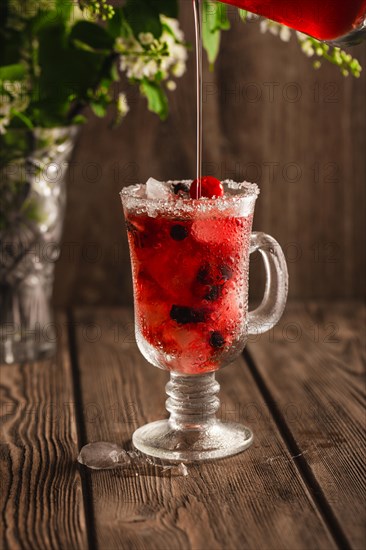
left=248, top=232, right=289, bottom=336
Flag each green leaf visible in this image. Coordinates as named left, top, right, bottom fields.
left=124, top=0, right=162, bottom=38
left=211, top=2, right=230, bottom=31
left=71, top=39, right=99, bottom=54
left=238, top=9, right=249, bottom=22
left=0, top=0, right=10, bottom=27
left=33, top=21, right=109, bottom=125
left=110, top=62, right=119, bottom=82
left=140, top=79, right=168, bottom=120
left=37, top=22, right=106, bottom=100
left=91, top=102, right=107, bottom=117
left=56, top=0, right=73, bottom=20
left=70, top=21, right=115, bottom=52
left=150, top=0, right=178, bottom=18
left=202, top=1, right=231, bottom=67
left=0, top=63, right=26, bottom=81
left=202, top=1, right=228, bottom=67
left=107, top=7, right=131, bottom=39
left=71, top=114, right=87, bottom=125
left=10, top=110, right=34, bottom=130
left=31, top=6, right=72, bottom=35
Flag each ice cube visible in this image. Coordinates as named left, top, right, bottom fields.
left=146, top=177, right=170, bottom=200
left=77, top=441, right=189, bottom=476
left=77, top=442, right=131, bottom=469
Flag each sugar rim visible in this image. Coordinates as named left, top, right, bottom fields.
left=120, top=180, right=260, bottom=207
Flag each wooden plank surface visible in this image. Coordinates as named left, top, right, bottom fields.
left=0, top=313, right=88, bottom=550
left=248, top=301, right=366, bottom=550
left=73, top=307, right=337, bottom=550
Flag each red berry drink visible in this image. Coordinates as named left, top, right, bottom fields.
left=223, top=0, right=366, bottom=41
left=121, top=179, right=259, bottom=375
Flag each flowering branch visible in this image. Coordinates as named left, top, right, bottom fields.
left=0, top=0, right=187, bottom=136
left=258, top=18, right=362, bottom=78
left=79, top=0, right=115, bottom=21
left=296, top=33, right=362, bottom=77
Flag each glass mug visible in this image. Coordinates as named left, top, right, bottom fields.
left=120, top=180, right=288, bottom=462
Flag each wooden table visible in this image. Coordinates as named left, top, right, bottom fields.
left=1, top=302, right=365, bottom=550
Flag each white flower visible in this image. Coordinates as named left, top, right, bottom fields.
left=161, top=16, right=185, bottom=42
left=245, top=12, right=259, bottom=20
left=166, top=80, right=176, bottom=91
left=296, top=31, right=308, bottom=41
left=296, top=32, right=315, bottom=56
left=0, top=79, right=29, bottom=119
left=139, top=32, right=154, bottom=46
left=0, top=116, right=10, bottom=134
left=0, top=97, right=11, bottom=118
left=279, top=26, right=291, bottom=42
left=118, top=17, right=187, bottom=83
left=260, top=20, right=272, bottom=34
left=171, top=61, right=186, bottom=78
left=300, top=40, right=315, bottom=57
left=260, top=19, right=292, bottom=42
left=143, top=59, right=159, bottom=78
left=9, top=0, right=57, bottom=24
left=116, top=36, right=143, bottom=55
left=160, top=30, right=187, bottom=77
left=126, top=58, right=145, bottom=79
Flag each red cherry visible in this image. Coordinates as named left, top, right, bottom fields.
left=190, top=176, right=224, bottom=199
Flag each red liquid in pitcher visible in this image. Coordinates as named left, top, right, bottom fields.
left=125, top=207, right=253, bottom=374
left=225, top=0, right=366, bottom=40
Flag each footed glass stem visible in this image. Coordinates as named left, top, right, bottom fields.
left=132, top=372, right=253, bottom=462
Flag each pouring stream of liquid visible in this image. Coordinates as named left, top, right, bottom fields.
left=193, top=0, right=203, bottom=197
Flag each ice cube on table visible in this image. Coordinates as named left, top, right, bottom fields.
left=77, top=441, right=189, bottom=476
left=78, top=442, right=131, bottom=469
left=146, top=177, right=170, bottom=199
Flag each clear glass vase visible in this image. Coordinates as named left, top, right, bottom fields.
left=0, top=127, right=78, bottom=364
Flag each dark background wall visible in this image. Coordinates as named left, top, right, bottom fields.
left=54, top=3, right=366, bottom=307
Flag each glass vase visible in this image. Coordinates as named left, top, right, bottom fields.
left=0, top=127, right=78, bottom=364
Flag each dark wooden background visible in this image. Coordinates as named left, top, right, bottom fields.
left=54, top=3, right=366, bottom=307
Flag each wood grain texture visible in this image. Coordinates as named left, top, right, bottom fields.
left=248, top=301, right=366, bottom=550
left=73, top=307, right=337, bottom=550
left=0, top=313, right=87, bottom=550
left=53, top=5, right=366, bottom=307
